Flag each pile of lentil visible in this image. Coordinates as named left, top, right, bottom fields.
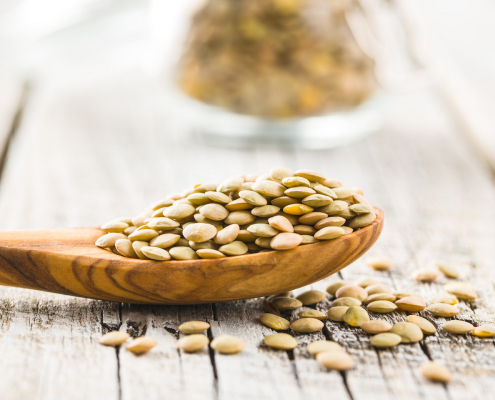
left=95, top=168, right=377, bottom=260
left=99, top=258, right=495, bottom=383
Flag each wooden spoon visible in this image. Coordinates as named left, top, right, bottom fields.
left=0, top=208, right=383, bottom=305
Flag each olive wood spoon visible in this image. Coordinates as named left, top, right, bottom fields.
left=0, top=208, right=383, bottom=305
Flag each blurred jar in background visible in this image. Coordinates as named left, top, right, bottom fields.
left=162, top=0, right=429, bottom=148
left=178, top=0, right=376, bottom=119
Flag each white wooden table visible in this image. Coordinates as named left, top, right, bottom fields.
left=0, top=74, right=494, bottom=400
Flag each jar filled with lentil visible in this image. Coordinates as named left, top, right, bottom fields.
left=166, top=0, right=424, bottom=147
left=179, top=0, right=376, bottom=119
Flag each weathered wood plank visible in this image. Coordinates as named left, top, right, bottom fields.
left=211, top=300, right=304, bottom=400
left=0, top=74, right=494, bottom=400
left=0, top=79, right=24, bottom=174
left=333, top=91, right=495, bottom=398
left=0, top=288, right=119, bottom=400
left=118, top=303, right=216, bottom=400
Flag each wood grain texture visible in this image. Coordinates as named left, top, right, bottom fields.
left=0, top=211, right=383, bottom=304
left=0, top=74, right=494, bottom=400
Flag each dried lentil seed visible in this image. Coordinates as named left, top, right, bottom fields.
left=271, top=196, right=300, bottom=208
left=298, top=310, right=327, bottom=320
left=300, top=235, right=318, bottom=245
left=443, top=282, right=477, bottom=300
left=429, top=293, right=458, bottom=305
left=296, top=290, right=326, bottom=305
left=294, top=170, right=326, bottom=183
left=264, top=333, right=297, bottom=350
left=270, top=167, right=294, bottom=184
left=406, top=315, right=437, bottom=335
left=390, top=322, right=423, bottom=343
left=357, top=277, right=382, bottom=288
left=335, top=285, right=368, bottom=301
left=293, top=225, right=316, bottom=235
left=472, top=325, right=495, bottom=338
left=301, top=194, right=333, bottom=207
left=270, top=233, right=303, bottom=250
left=141, top=246, right=171, bottom=261
left=360, top=320, right=392, bottom=334
left=271, top=297, right=302, bottom=310
left=316, top=351, right=353, bottom=370
left=225, top=199, right=254, bottom=211
left=96, top=233, right=127, bottom=248
left=268, top=215, right=293, bottom=232
left=327, top=306, right=349, bottom=322
left=298, top=212, right=328, bottom=225
left=290, top=318, right=324, bottom=333
left=366, top=283, right=393, bottom=295
left=197, top=249, right=225, bottom=259
left=163, top=204, right=196, bottom=219
left=282, top=176, right=310, bottom=188
left=436, top=261, right=459, bottom=279
left=187, top=193, right=211, bottom=205
left=313, top=185, right=337, bottom=198
left=211, top=335, right=245, bottom=354
left=149, top=234, right=181, bottom=248
left=317, top=200, right=348, bottom=215
left=217, top=176, right=244, bottom=193
left=251, top=180, right=286, bottom=197
left=169, top=247, right=199, bottom=260
left=326, top=281, right=352, bottom=296
left=426, top=303, right=460, bottom=317
left=348, top=212, right=376, bottom=228
left=395, top=296, right=426, bottom=312
left=115, top=239, right=138, bottom=258
left=366, top=255, right=393, bottom=271
left=255, top=237, right=272, bottom=249
left=314, top=216, right=346, bottom=229
left=183, top=223, right=218, bottom=242
left=224, top=210, right=256, bottom=225
left=127, top=337, right=157, bottom=354
left=189, top=240, right=217, bottom=250
left=218, top=241, right=249, bottom=256
left=363, top=293, right=396, bottom=305
left=177, top=334, right=209, bottom=352
left=99, top=331, right=130, bottom=346
left=205, top=191, right=232, bottom=204
left=239, top=190, right=268, bottom=206
left=370, top=333, right=402, bottom=348
left=314, top=226, right=345, bottom=240
left=349, top=203, right=373, bottom=214
left=414, top=269, right=439, bottom=282
left=283, top=204, right=314, bottom=215
left=259, top=313, right=290, bottom=330
left=307, top=340, right=342, bottom=355
left=420, top=362, right=451, bottom=383
left=343, top=306, right=370, bottom=327
left=442, top=320, right=474, bottom=334
left=332, top=297, right=362, bottom=307
left=101, top=221, right=128, bottom=233
left=214, top=223, right=239, bottom=244
left=367, top=301, right=397, bottom=313
left=132, top=241, right=149, bottom=260
left=393, top=290, right=422, bottom=300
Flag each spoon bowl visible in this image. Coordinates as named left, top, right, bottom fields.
left=0, top=208, right=383, bottom=304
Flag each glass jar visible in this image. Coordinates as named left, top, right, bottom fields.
left=158, top=0, right=429, bottom=148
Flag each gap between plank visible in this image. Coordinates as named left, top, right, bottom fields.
left=0, top=82, right=29, bottom=182
left=117, top=303, right=123, bottom=400
left=206, top=326, right=219, bottom=400
left=323, top=325, right=354, bottom=400
left=285, top=349, right=301, bottom=388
